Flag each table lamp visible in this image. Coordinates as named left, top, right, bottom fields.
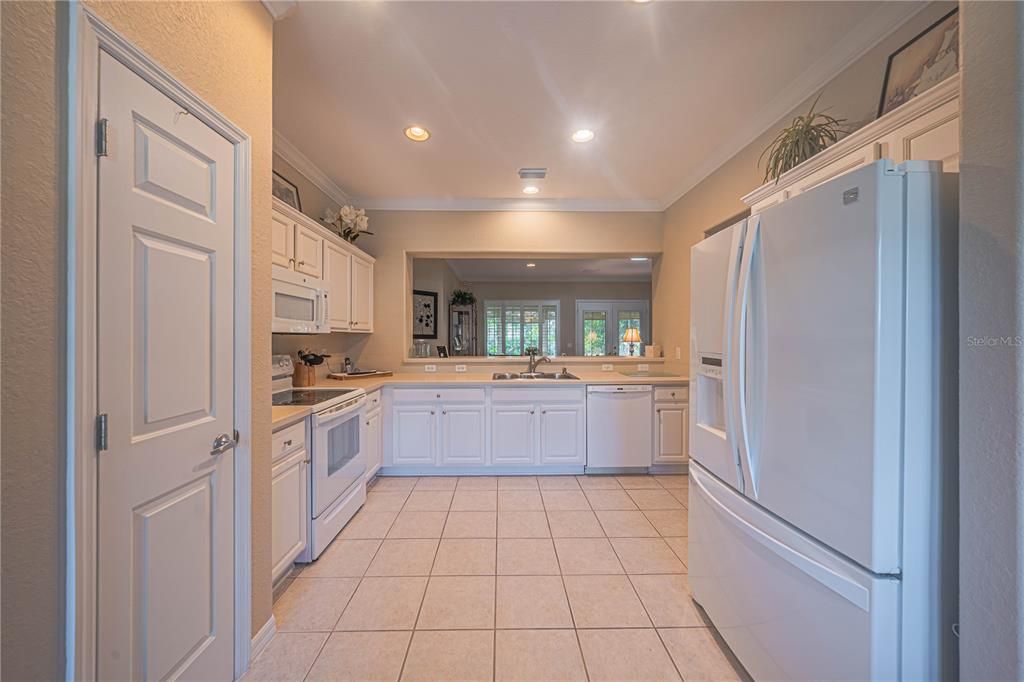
left=623, top=327, right=642, bottom=356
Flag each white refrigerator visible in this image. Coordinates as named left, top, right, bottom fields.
left=688, top=160, right=958, bottom=681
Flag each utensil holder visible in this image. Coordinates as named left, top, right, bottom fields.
left=293, top=364, right=315, bottom=387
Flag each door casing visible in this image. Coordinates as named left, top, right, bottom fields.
left=65, top=5, right=254, bottom=680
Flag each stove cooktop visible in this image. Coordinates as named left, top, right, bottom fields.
left=272, top=388, right=359, bottom=407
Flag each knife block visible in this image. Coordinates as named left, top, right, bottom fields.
left=293, top=364, right=316, bottom=387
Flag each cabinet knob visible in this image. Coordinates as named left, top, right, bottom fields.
left=284, top=439, right=292, bottom=446
left=671, top=392, right=676, bottom=398
left=442, top=410, right=447, bottom=415
left=436, top=393, right=441, bottom=398
left=431, top=410, right=436, bottom=415
left=530, top=410, right=535, bottom=415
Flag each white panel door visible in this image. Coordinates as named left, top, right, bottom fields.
left=324, top=240, right=352, bottom=330
left=97, top=52, right=236, bottom=681
left=393, top=405, right=437, bottom=465
left=743, top=161, right=904, bottom=573
left=351, top=255, right=373, bottom=332
left=491, top=405, right=537, bottom=465
left=270, top=211, right=294, bottom=268
left=364, top=408, right=383, bottom=478
left=294, top=223, right=323, bottom=278
left=539, top=404, right=585, bottom=465
left=271, top=449, right=309, bottom=583
left=655, top=403, right=688, bottom=464
left=441, top=404, right=487, bottom=465
left=897, top=98, right=960, bottom=172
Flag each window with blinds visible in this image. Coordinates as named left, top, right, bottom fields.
left=484, top=300, right=559, bottom=356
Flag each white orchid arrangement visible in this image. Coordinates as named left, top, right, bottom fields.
left=323, top=205, right=373, bottom=243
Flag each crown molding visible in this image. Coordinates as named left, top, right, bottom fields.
left=273, top=129, right=351, bottom=207
left=260, top=1, right=297, bottom=21
left=353, top=196, right=664, bottom=213
left=657, top=0, right=930, bottom=211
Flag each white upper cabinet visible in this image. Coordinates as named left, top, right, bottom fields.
left=324, top=241, right=352, bottom=331
left=351, top=255, right=374, bottom=332
left=294, top=223, right=324, bottom=278
left=743, top=75, right=958, bottom=213
left=272, top=196, right=374, bottom=334
left=270, top=212, right=294, bottom=268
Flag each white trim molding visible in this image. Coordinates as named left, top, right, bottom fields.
left=67, top=5, right=254, bottom=680
left=354, top=195, right=663, bottom=213
left=250, top=616, right=277, bottom=663
left=274, top=129, right=351, bottom=207
left=260, top=1, right=297, bottom=21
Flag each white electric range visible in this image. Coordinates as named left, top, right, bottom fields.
left=272, top=355, right=367, bottom=561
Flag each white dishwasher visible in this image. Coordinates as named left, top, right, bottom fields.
left=585, top=385, right=653, bottom=470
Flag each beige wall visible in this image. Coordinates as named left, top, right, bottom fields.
left=412, top=258, right=465, bottom=353
left=1, top=5, right=274, bottom=678
left=273, top=151, right=340, bottom=225
left=653, top=1, right=956, bottom=373
left=354, top=210, right=663, bottom=370
left=461, top=280, right=652, bottom=356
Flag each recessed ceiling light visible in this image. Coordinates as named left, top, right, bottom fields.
left=632, top=0, right=653, bottom=4
left=630, top=256, right=650, bottom=261
left=522, top=185, right=540, bottom=195
left=526, top=263, right=537, bottom=268
left=572, top=129, right=595, bottom=143
left=404, top=125, right=430, bottom=142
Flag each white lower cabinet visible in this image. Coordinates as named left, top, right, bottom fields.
left=271, top=446, right=308, bottom=582
left=392, top=405, right=437, bottom=465
left=491, top=404, right=538, bottom=465
left=364, top=406, right=382, bottom=478
left=539, top=404, right=585, bottom=465
left=654, top=402, right=689, bottom=465
left=441, top=404, right=487, bottom=465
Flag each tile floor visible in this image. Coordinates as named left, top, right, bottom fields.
left=246, top=474, right=745, bottom=682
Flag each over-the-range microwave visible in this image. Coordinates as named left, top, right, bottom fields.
left=272, top=265, right=330, bottom=334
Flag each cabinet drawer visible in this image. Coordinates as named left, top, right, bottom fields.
left=366, top=390, right=381, bottom=410
left=272, top=421, right=306, bottom=462
left=654, top=386, right=687, bottom=403
left=491, top=387, right=586, bottom=404
left=392, top=387, right=486, bottom=403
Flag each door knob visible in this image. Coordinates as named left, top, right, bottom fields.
left=211, top=431, right=238, bottom=456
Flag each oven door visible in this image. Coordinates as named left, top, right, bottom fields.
left=311, top=397, right=366, bottom=516
left=272, top=265, right=329, bottom=334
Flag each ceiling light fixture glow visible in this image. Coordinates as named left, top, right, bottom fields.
left=630, top=257, right=650, bottom=261
left=522, top=185, right=540, bottom=194
left=526, top=263, right=537, bottom=268
left=404, top=125, right=430, bottom=142
left=572, top=129, right=595, bottom=143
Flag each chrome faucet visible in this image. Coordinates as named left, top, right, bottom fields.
left=525, top=347, right=551, bottom=374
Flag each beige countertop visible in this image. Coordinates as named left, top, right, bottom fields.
left=271, top=372, right=689, bottom=428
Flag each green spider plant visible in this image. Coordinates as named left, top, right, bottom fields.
left=759, top=93, right=848, bottom=184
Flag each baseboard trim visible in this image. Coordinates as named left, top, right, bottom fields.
left=250, top=616, right=277, bottom=662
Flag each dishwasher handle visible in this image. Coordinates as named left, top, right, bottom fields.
left=586, top=385, right=653, bottom=393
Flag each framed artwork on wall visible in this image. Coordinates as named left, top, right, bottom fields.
left=878, top=8, right=959, bottom=117
left=412, top=290, right=438, bottom=339
left=272, top=170, right=302, bottom=211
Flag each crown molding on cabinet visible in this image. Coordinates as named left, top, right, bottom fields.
left=657, top=1, right=930, bottom=211
left=273, top=129, right=351, bottom=208
left=351, top=196, right=664, bottom=213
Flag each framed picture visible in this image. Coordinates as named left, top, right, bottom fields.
left=436, top=345, right=449, bottom=358
left=412, top=290, right=438, bottom=339
left=272, top=170, right=302, bottom=211
left=878, top=8, right=959, bottom=117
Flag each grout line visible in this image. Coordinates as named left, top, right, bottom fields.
left=624, top=572, right=686, bottom=682
left=298, top=631, right=334, bottom=682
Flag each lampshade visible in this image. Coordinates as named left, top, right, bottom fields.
left=622, top=328, right=642, bottom=343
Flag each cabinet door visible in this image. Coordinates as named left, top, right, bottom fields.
left=789, top=143, right=879, bottom=199
left=324, top=241, right=352, bottom=331
left=271, top=449, right=308, bottom=582
left=539, top=404, right=585, bottom=465
left=654, top=403, right=689, bottom=464
left=364, top=408, right=382, bottom=478
left=271, top=212, right=294, bottom=268
left=440, top=404, right=487, bottom=466
left=351, top=255, right=373, bottom=332
left=294, top=223, right=324, bottom=278
left=895, top=98, right=959, bottom=172
left=490, top=404, right=537, bottom=465
left=393, top=405, right=437, bottom=465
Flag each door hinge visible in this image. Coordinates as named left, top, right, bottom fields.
left=96, top=118, right=109, bottom=157
left=96, top=413, right=109, bottom=451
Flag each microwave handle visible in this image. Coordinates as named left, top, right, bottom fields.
left=322, top=290, right=330, bottom=328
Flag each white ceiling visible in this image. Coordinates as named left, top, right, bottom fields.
left=273, top=1, right=924, bottom=211
left=442, top=257, right=652, bottom=283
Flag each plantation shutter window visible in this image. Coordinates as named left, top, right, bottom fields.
left=484, top=300, right=560, bottom=356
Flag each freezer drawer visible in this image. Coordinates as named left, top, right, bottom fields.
left=688, top=463, right=899, bottom=681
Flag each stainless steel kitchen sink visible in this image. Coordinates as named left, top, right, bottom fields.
left=492, top=371, right=580, bottom=381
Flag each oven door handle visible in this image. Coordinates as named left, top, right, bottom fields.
left=314, top=397, right=365, bottom=426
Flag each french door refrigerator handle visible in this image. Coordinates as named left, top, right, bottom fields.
left=722, top=220, right=747, bottom=492
left=736, top=217, right=760, bottom=497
